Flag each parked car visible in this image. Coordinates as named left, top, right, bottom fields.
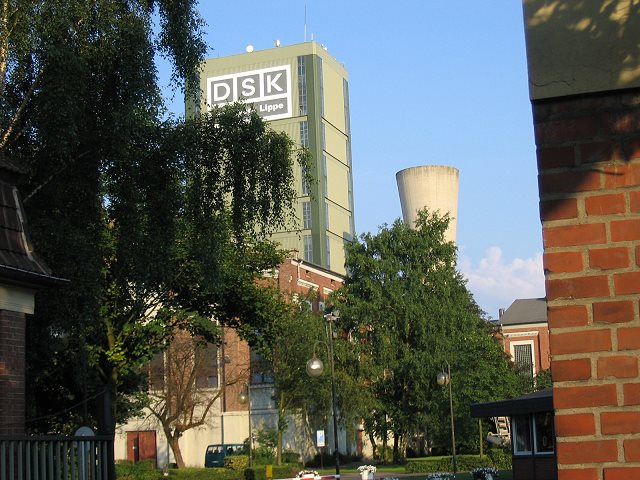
left=204, top=443, right=245, bottom=468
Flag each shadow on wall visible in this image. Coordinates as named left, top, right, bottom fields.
left=524, top=0, right=640, bottom=94
left=524, top=1, right=640, bottom=223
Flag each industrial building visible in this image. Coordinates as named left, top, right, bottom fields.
left=199, top=41, right=356, bottom=275
left=396, top=165, right=459, bottom=243
left=115, top=41, right=358, bottom=468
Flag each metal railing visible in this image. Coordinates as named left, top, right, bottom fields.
left=0, top=435, right=113, bottom=480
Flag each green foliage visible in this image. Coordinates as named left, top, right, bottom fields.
left=255, top=426, right=278, bottom=451
left=373, top=445, right=394, bottom=463
left=165, top=467, right=244, bottom=480
left=115, top=460, right=160, bottom=480
left=1, top=1, right=302, bottom=440
left=281, top=451, right=300, bottom=464
left=334, top=210, right=528, bottom=457
left=405, top=455, right=493, bottom=473
left=535, top=369, right=553, bottom=391
left=225, top=456, right=250, bottom=471
left=185, top=464, right=297, bottom=480
left=486, top=448, right=512, bottom=470
left=243, top=468, right=256, bottom=480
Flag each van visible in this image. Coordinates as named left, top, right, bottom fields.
left=204, top=443, right=245, bottom=468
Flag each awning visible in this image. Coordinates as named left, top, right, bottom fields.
left=470, top=388, right=553, bottom=417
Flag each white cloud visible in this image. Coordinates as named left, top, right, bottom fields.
left=459, top=246, right=545, bottom=319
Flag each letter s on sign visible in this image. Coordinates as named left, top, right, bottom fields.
left=240, top=78, right=255, bottom=97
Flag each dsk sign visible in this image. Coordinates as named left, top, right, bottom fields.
left=207, top=65, right=292, bottom=121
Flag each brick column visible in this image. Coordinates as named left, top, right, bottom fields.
left=523, top=2, right=640, bottom=478
left=0, top=309, right=26, bottom=434
left=535, top=92, right=640, bottom=479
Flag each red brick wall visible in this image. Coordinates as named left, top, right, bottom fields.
left=502, top=324, right=551, bottom=373
left=0, top=309, right=26, bottom=434
left=535, top=91, right=640, bottom=479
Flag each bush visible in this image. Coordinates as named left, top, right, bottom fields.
left=166, top=465, right=298, bottom=480
left=373, top=445, right=393, bottom=463
left=487, top=448, right=512, bottom=470
left=225, top=455, right=250, bottom=470
left=244, top=465, right=298, bottom=480
left=405, top=455, right=494, bottom=473
left=305, top=451, right=350, bottom=468
left=116, top=460, right=160, bottom=480
left=281, top=450, right=300, bottom=464
left=253, top=447, right=276, bottom=465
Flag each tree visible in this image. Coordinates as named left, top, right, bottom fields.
left=146, top=331, right=249, bottom=468
left=334, top=210, right=526, bottom=460
left=0, top=0, right=306, bottom=445
left=251, top=292, right=367, bottom=465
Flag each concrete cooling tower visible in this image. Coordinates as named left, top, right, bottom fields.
left=395, top=165, right=459, bottom=243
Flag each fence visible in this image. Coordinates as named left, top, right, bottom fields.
left=0, top=435, right=113, bottom=480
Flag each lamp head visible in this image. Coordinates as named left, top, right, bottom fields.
left=306, top=355, right=324, bottom=377
left=437, top=371, right=450, bottom=386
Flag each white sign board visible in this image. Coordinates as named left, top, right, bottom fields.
left=207, top=65, right=292, bottom=121
left=316, top=430, right=325, bottom=448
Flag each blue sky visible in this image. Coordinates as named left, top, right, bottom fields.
left=159, top=1, right=545, bottom=319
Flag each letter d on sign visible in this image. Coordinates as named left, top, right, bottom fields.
left=212, top=82, right=231, bottom=102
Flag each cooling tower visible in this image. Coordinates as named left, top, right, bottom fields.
left=395, top=165, right=459, bottom=243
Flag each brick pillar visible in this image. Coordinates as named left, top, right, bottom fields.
left=523, top=2, right=640, bottom=478
left=0, top=309, right=26, bottom=434
left=535, top=92, right=640, bottom=479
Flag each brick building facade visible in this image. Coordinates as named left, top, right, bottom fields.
left=0, top=157, right=66, bottom=434
left=115, top=257, right=347, bottom=467
left=523, top=2, right=640, bottom=478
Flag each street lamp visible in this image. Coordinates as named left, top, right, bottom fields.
left=238, top=382, right=253, bottom=466
left=437, top=361, right=457, bottom=474
left=306, top=310, right=340, bottom=476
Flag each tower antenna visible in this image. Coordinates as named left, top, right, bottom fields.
left=304, top=2, right=307, bottom=41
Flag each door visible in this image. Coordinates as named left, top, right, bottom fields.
left=127, top=431, right=157, bottom=466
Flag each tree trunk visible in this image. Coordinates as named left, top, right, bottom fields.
left=368, top=430, right=377, bottom=460
left=96, top=375, right=116, bottom=480
left=277, top=392, right=285, bottom=465
left=170, top=434, right=186, bottom=468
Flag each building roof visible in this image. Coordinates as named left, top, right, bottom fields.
left=0, top=161, right=67, bottom=287
left=470, top=388, right=553, bottom=417
left=500, top=298, right=547, bottom=326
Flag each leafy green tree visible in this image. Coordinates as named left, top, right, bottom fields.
left=251, top=293, right=368, bottom=465
left=334, top=210, right=526, bottom=459
left=0, top=0, right=306, bottom=449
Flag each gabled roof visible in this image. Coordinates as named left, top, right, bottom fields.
left=500, top=298, right=547, bottom=326
left=0, top=159, right=67, bottom=287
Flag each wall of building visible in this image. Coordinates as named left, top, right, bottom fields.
left=115, top=258, right=352, bottom=468
left=501, top=322, right=551, bottom=375
left=523, top=2, right=640, bottom=478
left=0, top=308, right=26, bottom=434
left=198, top=42, right=355, bottom=275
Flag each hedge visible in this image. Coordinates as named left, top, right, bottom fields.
left=405, top=454, right=498, bottom=473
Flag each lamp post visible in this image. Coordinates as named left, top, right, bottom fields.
left=306, top=310, right=340, bottom=476
left=437, top=361, right=457, bottom=474
left=238, top=382, right=253, bottom=466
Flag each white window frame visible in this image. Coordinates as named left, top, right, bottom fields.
left=510, top=339, right=536, bottom=375
left=303, top=235, right=313, bottom=262
left=303, top=201, right=312, bottom=229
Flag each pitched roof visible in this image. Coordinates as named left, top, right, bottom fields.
left=499, top=298, right=547, bottom=326
left=0, top=162, right=67, bottom=287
